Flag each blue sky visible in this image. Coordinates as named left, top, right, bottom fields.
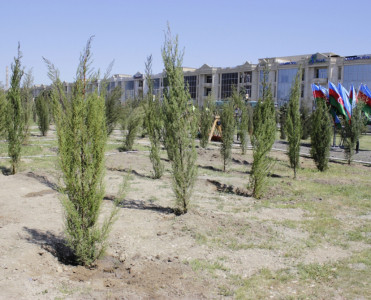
left=0, top=0, right=370, bottom=85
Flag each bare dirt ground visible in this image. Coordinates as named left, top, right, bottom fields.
left=0, top=128, right=370, bottom=299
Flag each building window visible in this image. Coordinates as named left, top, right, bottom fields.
left=277, top=68, right=298, bottom=106
left=315, top=68, right=327, bottom=79
left=338, top=67, right=342, bottom=80
left=205, top=75, right=212, bottom=83
left=184, top=75, right=197, bottom=99
left=343, top=64, right=371, bottom=89
left=240, top=72, right=252, bottom=83
left=204, top=87, right=212, bottom=96
left=302, top=70, right=305, bottom=81
left=221, top=72, right=238, bottom=99
left=301, top=84, right=304, bottom=98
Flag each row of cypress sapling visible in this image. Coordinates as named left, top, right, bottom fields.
left=44, top=37, right=120, bottom=266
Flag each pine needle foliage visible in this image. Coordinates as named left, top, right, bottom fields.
left=310, top=99, right=331, bottom=171
left=220, top=100, right=235, bottom=171
left=249, top=68, right=276, bottom=199
left=35, top=90, right=50, bottom=136
left=343, top=103, right=364, bottom=165
left=0, top=88, right=6, bottom=138
left=300, top=105, right=311, bottom=140
left=105, top=86, right=122, bottom=136
left=285, top=69, right=302, bottom=179
left=279, top=104, right=287, bottom=140
left=21, top=69, right=34, bottom=144
left=143, top=55, right=164, bottom=179
left=247, top=104, right=254, bottom=136
left=45, top=37, right=119, bottom=266
left=6, top=44, right=25, bottom=175
left=161, top=25, right=198, bottom=214
left=122, top=100, right=143, bottom=151
left=199, top=94, right=215, bottom=148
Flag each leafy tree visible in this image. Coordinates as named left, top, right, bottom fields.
left=285, top=69, right=302, bottom=179
left=0, top=88, right=6, bottom=138
left=279, top=104, right=287, bottom=140
left=300, top=104, right=311, bottom=140
left=45, top=37, right=119, bottom=266
left=35, top=90, right=50, bottom=136
left=249, top=68, right=276, bottom=199
left=143, top=55, right=164, bottom=178
left=220, top=100, right=235, bottom=171
left=162, top=25, right=198, bottom=214
left=343, top=103, right=364, bottom=164
left=6, top=44, right=24, bottom=174
left=20, top=69, right=34, bottom=143
left=105, top=85, right=122, bottom=136
left=199, top=94, right=215, bottom=148
left=310, top=99, right=331, bottom=171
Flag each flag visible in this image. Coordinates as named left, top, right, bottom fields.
left=329, top=82, right=348, bottom=120
left=358, top=84, right=371, bottom=113
left=338, top=83, right=352, bottom=119
left=330, top=107, right=342, bottom=128
left=349, top=84, right=358, bottom=109
left=311, top=84, right=329, bottom=104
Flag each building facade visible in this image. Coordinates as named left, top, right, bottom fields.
left=32, top=52, right=371, bottom=109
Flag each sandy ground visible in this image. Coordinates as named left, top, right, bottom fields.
left=0, top=131, right=370, bottom=299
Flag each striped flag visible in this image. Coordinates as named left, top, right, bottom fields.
left=329, top=82, right=348, bottom=120
left=338, top=83, right=352, bottom=119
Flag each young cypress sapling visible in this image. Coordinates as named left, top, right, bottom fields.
left=143, top=55, right=164, bottom=178
left=161, top=25, right=198, bottom=214
left=249, top=68, right=276, bottom=198
left=310, top=99, right=331, bottom=171
left=220, top=100, right=235, bottom=171
left=45, top=37, right=120, bottom=266
left=285, top=68, right=302, bottom=179
left=6, top=44, right=24, bottom=175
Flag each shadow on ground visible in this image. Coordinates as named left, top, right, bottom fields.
left=23, top=227, right=76, bottom=265
left=104, top=195, right=176, bottom=215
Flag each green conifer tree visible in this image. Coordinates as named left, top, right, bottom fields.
left=300, top=104, right=311, bottom=140
left=343, top=103, right=364, bottom=164
left=105, top=86, right=122, bottom=136
left=249, top=68, right=276, bottom=198
left=285, top=69, right=302, bottom=179
left=279, top=104, right=287, bottom=140
left=143, top=55, right=164, bottom=178
left=220, top=100, right=235, bottom=171
left=6, top=44, right=24, bottom=175
left=0, top=88, right=6, bottom=138
left=35, top=90, right=50, bottom=136
left=122, top=101, right=143, bottom=151
left=239, top=103, right=249, bottom=155
left=162, top=25, right=198, bottom=214
left=45, top=37, right=119, bottom=266
left=247, top=104, right=254, bottom=136
left=21, top=69, right=34, bottom=143
left=310, top=99, right=331, bottom=171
